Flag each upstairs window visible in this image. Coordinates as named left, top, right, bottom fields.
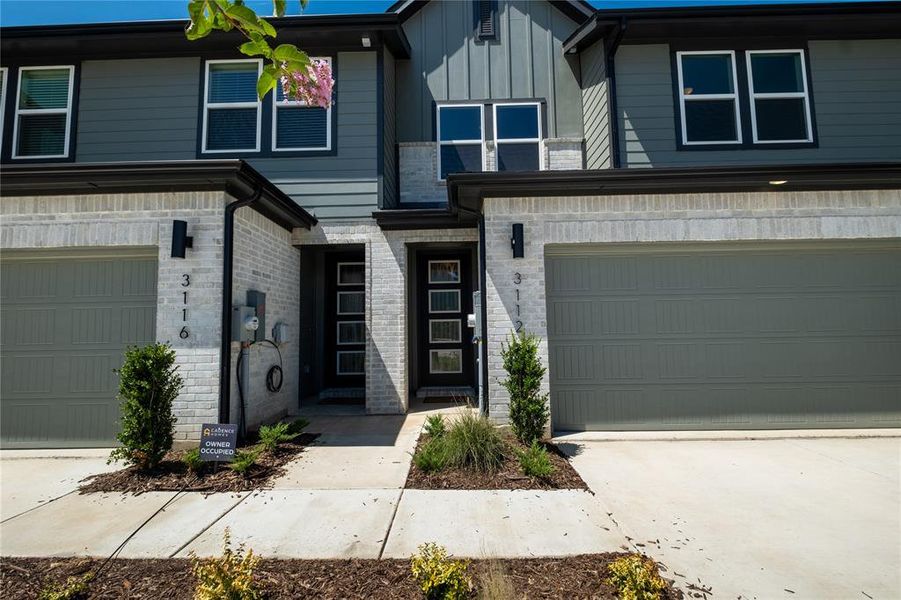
left=746, top=50, right=813, bottom=144
left=0, top=68, right=7, bottom=140
left=437, top=104, right=485, bottom=180
left=202, top=59, right=262, bottom=153
left=13, top=66, right=75, bottom=159
left=494, top=102, right=542, bottom=171
left=676, top=51, right=741, bottom=145
left=273, top=57, right=332, bottom=151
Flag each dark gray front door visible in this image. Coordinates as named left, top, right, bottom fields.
left=1, top=249, right=158, bottom=448
left=545, top=242, right=901, bottom=431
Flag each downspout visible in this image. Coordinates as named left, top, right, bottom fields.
left=606, top=17, right=627, bottom=169
left=219, top=187, right=262, bottom=425
left=477, top=214, right=489, bottom=416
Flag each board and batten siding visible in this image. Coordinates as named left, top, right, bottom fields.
left=77, top=58, right=201, bottom=161
left=75, top=53, right=379, bottom=220
left=397, top=0, right=583, bottom=142
left=616, top=39, right=901, bottom=168
left=580, top=39, right=611, bottom=169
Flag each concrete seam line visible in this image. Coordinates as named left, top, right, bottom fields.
left=168, top=492, right=252, bottom=558
left=0, top=489, right=75, bottom=524
left=377, top=487, right=405, bottom=560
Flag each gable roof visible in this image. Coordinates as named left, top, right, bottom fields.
left=387, top=0, right=595, bottom=25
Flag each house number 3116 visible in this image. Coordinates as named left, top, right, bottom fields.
left=180, top=273, right=190, bottom=339
left=513, top=272, right=523, bottom=332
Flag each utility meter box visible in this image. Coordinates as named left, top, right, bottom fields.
left=246, top=290, right=266, bottom=343
left=231, top=306, right=258, bottom=343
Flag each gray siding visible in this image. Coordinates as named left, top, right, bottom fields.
left=397, top=0, right=583, bottom=142
left=382, top=48, right=398, bottom=209
left=77, top=58, right=200, bottom=161
left=580, top=39, right=610, bottom=169
left=616, top=39, right=901, bottom=168
left=250, top=51, right=379, bottom=220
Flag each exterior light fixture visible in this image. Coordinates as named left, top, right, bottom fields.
left=361, top=35, right=371, bottom=48
left=171, top=220, right=193, bottom=258
left=769, top=180, right=788, bottom=185
left=511, top=223, right=524, bottom=258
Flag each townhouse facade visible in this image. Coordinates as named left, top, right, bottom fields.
left=1, top=0, right=899, bottom=447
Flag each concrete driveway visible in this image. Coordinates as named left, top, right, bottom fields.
left=560, top=437, right=901, bottom=599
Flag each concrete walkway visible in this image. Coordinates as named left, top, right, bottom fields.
left=559, top=436, right=901, bottom=600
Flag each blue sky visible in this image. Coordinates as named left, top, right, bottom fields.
left=0, top=0, right=883, bottom=27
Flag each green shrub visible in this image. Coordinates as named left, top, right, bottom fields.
left=443, top=411, right=505, bottom=473
left=258, top=421, right=300, bottom=452
left=38, top=573, right=93, bottom=600
left=424, top=414, right=447, bottom=438
left=191, top=528, right=262, bottom=600
left=182, top=448, right=204, bottom=474
left=410, top=542, right=472, bottom=600
left=413, top=436, right=448, bottom=473
left=516, top=441, right=555, bottom=479
left=228, top=446, right=262, bottom=476
left=500, top=332, right=550, bottom=445
left=108, top=343, right=182, bottom=470
left=605, top=554, right=667, bottom=600
left=286, top=417, right=310, bottom=435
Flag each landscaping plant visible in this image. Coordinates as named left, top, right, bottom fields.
left=516, top=441, right=555, bottom=479
left=412, top=436, right=448, bottom=473
left=109, top=343, right=182, bottom=470
left=500, top=332, right=550, bottom=445
left=258, top=421, right=300, bottom=452
left=38, top=573, right=93, bottom=600
left=410, top=542, right=472, bottom=600
left=476, top=560, right=515, bottom=600
left=443, top=411, right=505, bottom=473
left=605, top=554, right=667, bottom=600
left=191, top=528, right=262, bottom=600
left=286, top=417, right=310, bottom=436
left=424, top=414, right=447, bottom=438
left=228, top=447, right=262, bottom=476
left=182, top=448, right=204, bottom=474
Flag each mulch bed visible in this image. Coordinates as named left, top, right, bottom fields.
left=0, top=554, right=683, bottom=599
left=405, top=434, right=588, bottom=491
left=78, top=434, right=318, bottom=495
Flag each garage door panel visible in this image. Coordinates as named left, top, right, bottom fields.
left=1, top=253, right=157, bottom=448
left=547, top=244, right=901, bottom=431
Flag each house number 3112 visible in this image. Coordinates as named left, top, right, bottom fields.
left=180, top=273, right=191, bottom=339
left=513, top=272, right=523, bottom=332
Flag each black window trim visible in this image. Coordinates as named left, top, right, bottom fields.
left=671, top=43, right=818, bottom=151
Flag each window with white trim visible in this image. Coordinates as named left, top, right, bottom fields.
left=746, top=50, right=813, bottom=143
left=437, top=104, right=484, bottom=180
left=0, top=68, right=7, bottom=141
left=202, top=59, right=262, bottom=153
left=676, top=51, right=741, bottom=145
left=273, top=57, right=332, bottom=151
left=493, top=102, right=542, bottom=171
left=13, top=66, right=75, bottom=159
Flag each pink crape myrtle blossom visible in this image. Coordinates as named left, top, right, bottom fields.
left=281, top=58, right=334, bottom=109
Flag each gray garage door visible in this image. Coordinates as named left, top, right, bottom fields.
left=1, top=249, right=158, bottom=448
left=546, top=242, right=901, bottom=431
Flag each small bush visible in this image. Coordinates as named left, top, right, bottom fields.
left=258, top=421, right=300, bottom=452
left=605, top=554, right=667, bottom=600
left=443, top=411, right=505, bottom=473
left=109, top=343, right=183, bottom=470
left=38, top=573, right=93, bottom=600
left=424, top=414, right=447, bottom=438
left=413, top=436, right=448, bottom=473
left=182, top=448, right=204, bottom=474
left=500, top=332, right=550, bottom=445
left=477, top=561, right=514, bottom=600
left=286, top=418, right=310, bottom=436
left=191, top=528, right=262, bottom=600
left=516, top=441, right=555, bottom=479
left=410, top=542, right=472, bottom=600
left=228, top=446, right=262, bottom=476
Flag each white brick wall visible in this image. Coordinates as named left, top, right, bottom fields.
left=482, top=189, right=901, bottom=423
left=293, top=221, right=478, bottom=414
left=230, top=206, right=300, bottom=430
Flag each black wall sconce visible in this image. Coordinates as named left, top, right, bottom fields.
left=511, top=223, right=524, bottom=258
left=171, top=220, right=194, bottom=259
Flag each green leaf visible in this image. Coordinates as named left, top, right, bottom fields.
left=299, top=0, right=309, bottom=10
left=257, top=68, right=277, bottom=100
left=185, top=12, right=213, bottom=40
left=273, top=0, right=287, bottom=17
left=272, top=43, right=309, bottom=65
left=239, top=39, right=272, bottom=58
left=225, top=3, right=265, bottom=34
left=259, top=17, right=277, bottom=37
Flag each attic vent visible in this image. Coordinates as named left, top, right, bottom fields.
left=476, top=0, right=497, bottom=41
